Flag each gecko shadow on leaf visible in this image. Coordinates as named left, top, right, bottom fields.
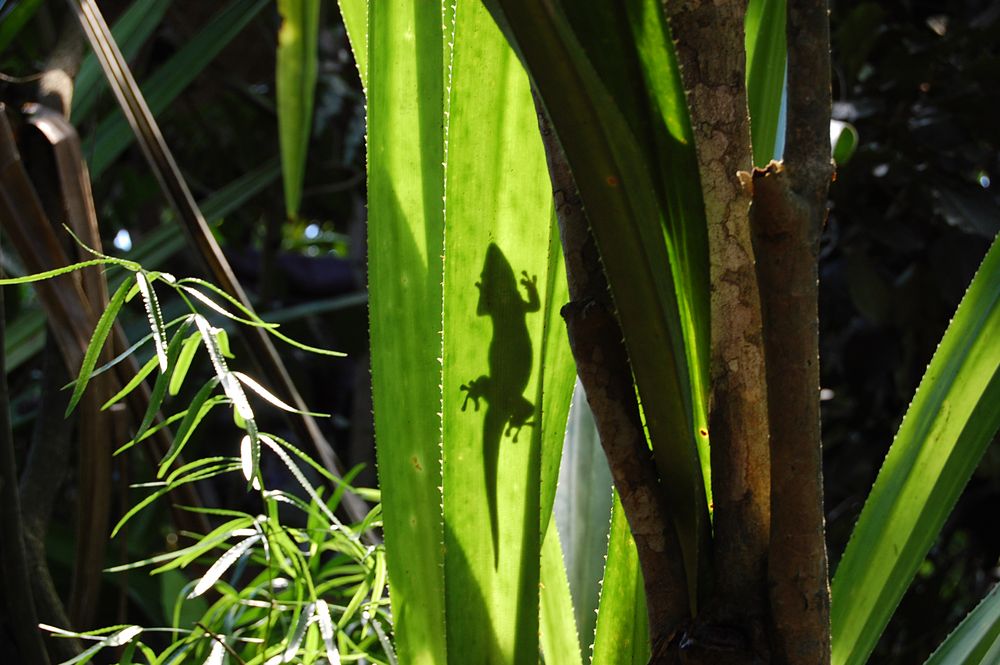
left=460, top=243, right=538, bottom=567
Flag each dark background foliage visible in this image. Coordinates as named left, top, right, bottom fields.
left=0, top=0, right=997, bottom=661
left=824, top=1, right=1000, bottom=661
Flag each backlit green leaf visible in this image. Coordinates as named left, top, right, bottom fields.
left=592, top=493, right=649, bottom=664
left=745, top=0, right=787, bottom=166
left=831, top=234, right=1000, bottom=665
left=539, top=519, right=583, bottom=665
left=480, top=0, right=711, bottom=609
left=366, top=0, right=447, bottom=662
left=276, top=0, right=321, bottom=219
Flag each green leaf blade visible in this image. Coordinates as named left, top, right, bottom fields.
left=66, top=278, right=133, bottom=416
left=276, top=0, right=321, bottom=219
left=540, top=519, right=583, bottom=665
left=366, top=0, right=447, bottom=663
left=745, top=0, right=787, bottom=166
left=592, top=493, right=649, bottom=665
left=481, top=0, right=711, bottom=609
left=831, top=234, right=1000, bottom=665
left=440, top=2, right=571, bottom=661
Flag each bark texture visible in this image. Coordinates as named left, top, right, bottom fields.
left=666, top=0, right=771, bottom=660
left=750, top=1, right=834, bottom=662
left=534, top=96, right=691, bottom=655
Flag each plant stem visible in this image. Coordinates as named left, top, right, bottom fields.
left=534, top=93, right=691, bottom=654
left=751, top=2, right=834, bottom=662
left=666, top=1, right=771, bottom=658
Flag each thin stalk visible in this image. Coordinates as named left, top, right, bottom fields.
left=534, top=94, right=691, bottom=655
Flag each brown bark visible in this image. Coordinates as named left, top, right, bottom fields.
left=750, top=2, right=834, bottom=663
left=534, top=95, right=691, bottom=657
left=666, top=2, right=771, bottom=659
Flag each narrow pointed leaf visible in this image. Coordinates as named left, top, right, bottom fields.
left=283, top=602, right=315, bottom=661
left=0, top=258, right=136, bottom=284
left=276, top=0, right=321, bottom=218
left=102, top=353, right=159, bottom=411
left=157, top=379, right=223, bottom=477
left=188, top=534, right=261, bottom=598
left=66, top=278, right=133, bottom=416
left=592, top=494, right=649, bottom=664
left=131, top=318, right=192, bottom=444
left=135, top=271, right=168, bottom=372
left=831, top=235, right=1000, bottom=665
left=539, top=518, right=583, bottom=665
left=168, top=331, right=201, bottom=397
left=232, top=371, right=330, bottom=417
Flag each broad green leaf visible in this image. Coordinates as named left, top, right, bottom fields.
left=924, top=584, right=1000, bottom=665
left=592, top=494, right=649, bottom=664
left=539, top=519, right=583, bottom=665
left=276, top=0, right=321, bottom=219
left=480, top=0, right=711, bottom=608
left=555, top=382, right=614, bottom=652
left=88, top=0, right=270, bottom=178
left=336, top=0, right=368, bottom=87
left=537, top=228, right=576, bottom=534
left=441, top=2, right=571, bottom=661
left=831, top=234, right=1000, bottom=665
left=66, top=278, right=133, bottom=416
left=72, top=0, right=173, bottom=122
left=366, top=0, right=447, bottom=663
left=745, top=0, right=787, bottom=166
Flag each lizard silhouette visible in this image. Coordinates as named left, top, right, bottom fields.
left=460, top=243, right=538, bottom=564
